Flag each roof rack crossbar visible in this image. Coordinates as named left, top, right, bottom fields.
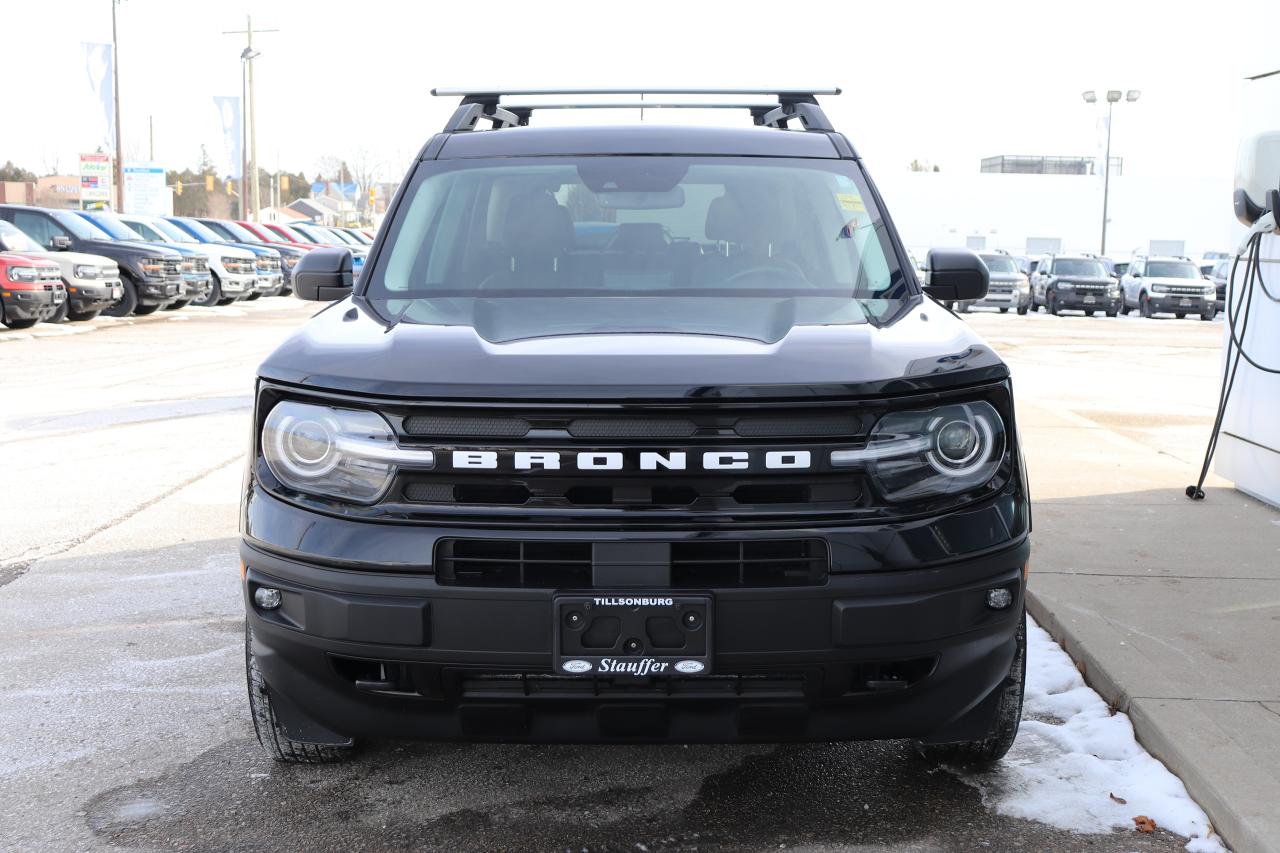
left=433, top=87, right=841, bottom=133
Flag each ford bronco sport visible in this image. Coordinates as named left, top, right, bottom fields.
left=242, top=88, right=1030, bottom=767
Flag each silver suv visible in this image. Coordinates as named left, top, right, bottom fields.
left=1120, top=255, right=1217, bottom=320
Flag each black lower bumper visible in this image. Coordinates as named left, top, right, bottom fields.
left=1149, top=294, right=1214, bottom=315
left=242, top=533, right=1029, bottom=745
left=137, top=278, right=180, bottom=307
left=1055, top=292, right=1120, bottom=312
left=67, top=279, right=122, bottom=314
left=1, top=290, right=57, bottom=322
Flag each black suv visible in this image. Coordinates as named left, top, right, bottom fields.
left=242, top=88, right=1030, bottom=766
left=1031, top=254, right=1121, bottom=316
left=0, top=205, right=182, bottom=316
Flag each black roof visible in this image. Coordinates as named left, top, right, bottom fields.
left=433, top=124, right=843, bottom=160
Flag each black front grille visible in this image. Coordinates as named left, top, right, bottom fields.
left=435, top=538, right=829, bottom=588
left=403, top=414, right=530, bottom=437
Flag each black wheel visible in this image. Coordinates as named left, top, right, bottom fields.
left=46, top=300, right=68, bottom=323
left=194, top=274, right=222, bottom=307
left=132, top=303, right=161, bottom=316
left=164, top=299, right=191, bottom=311
left=1175, top=311, right=1186, bottom=320
left=1046, top=292, right=1059, bottom=316
left=66, top=306, right=101, bottom=322
left=1105, top=308, right=1118, bottom=318
left=245, top=623, right=354, bottom=764
left=998, top=307, right=1008, bottom=314
left=1200, top=309, right=1216, bottom=321
left=1086, top=310, right=1097, bottom=317
left=1016, top=304, right=1028, bottom=316
left=2, top=315, right=38, bottom=330
left=102, top=276, right=138, bottom=317
left=216, top=296, right=238, bottom=306
left=1120, top=300, right=1132, bottom=315
left=917, top=612, right=1026, bottom=767
left=1139, top=293, right=1154, bottom=318
left=245, top=292, right=262, bottom=301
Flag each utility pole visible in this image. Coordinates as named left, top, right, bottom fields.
left=224, top=17, right=277, bottom=221
left=110, top=0, right=123, bottom=211
left=1081, top=89, right=1140, bottom=256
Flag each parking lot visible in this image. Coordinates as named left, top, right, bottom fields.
left=0, top=301, right=1243, bottom=852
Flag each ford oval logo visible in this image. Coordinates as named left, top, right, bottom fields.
left=674, top=660, right=705, bottom=674
left=562, top=659, right=593, bottom=674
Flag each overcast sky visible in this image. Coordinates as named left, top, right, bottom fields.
left=4, top=0, right=1277, bottom=188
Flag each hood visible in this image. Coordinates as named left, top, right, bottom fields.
left=84, top=239, right=181, bottom=258
left=259, top=298, right=1008, bottom=400
left=191, top=243, right=255, bottom=260
left=16, top=249, right=116, bottom=270
left=230, top=243, right=280, bottom=258
left=1, top=252, right=59, bottom=270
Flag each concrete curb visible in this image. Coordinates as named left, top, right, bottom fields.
left=1028, top=590, right=1272, bottom=853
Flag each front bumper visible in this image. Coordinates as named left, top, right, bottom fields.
left=218, top=271, right=255, bottom=296
left=181, top=274, right=212, bottom=301
left=1149, top=292, right=1214, bottom=314
left=1, top=288, right=58, bottom=323
left=1054, top=290, right=1120, bottom=311
left=970, top=289, right=1029, bottom=310
left=66, top=278, right=123, bottom=313
left=137, top=276, right=180, bottom=306
left=242, top=487, right=1030, bottom=745
left=254, top=273, right=283, bottom=294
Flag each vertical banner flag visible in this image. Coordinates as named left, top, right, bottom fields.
left=1095, top=115, right=1111, bottom=185
left=81, top=42, right=115, bottom=153
left=213, top=96, right=242, bottom=179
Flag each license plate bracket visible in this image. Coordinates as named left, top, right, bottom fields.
left=1083, top=295, right=1096, bottom=304
left=1180, top=298, right=1193, bottom=307
left=554, top=593, right=712, bottom=677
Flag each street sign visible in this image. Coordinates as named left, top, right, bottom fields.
left=123, top=162, right=170, bottom=216
left=79, top=153, right=112, bottom=205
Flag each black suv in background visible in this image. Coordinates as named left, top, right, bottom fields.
left=1031, top=254, right=1121, bottom=316
left=242, top=87, right=1028, bottom=769
left=0, top=205, right=182, bottom=316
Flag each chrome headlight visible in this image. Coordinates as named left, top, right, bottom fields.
left=262, top=400, right=433, bottom=503
left=830, top=401, right=1006, bottom=502
left=8, top=266, right=38, bottom=282
left=1152, top=284, right=1169, bottom=293
left=1055, top=281, right=1073, bottom=290
left=73, top=264, right=100, bottom=279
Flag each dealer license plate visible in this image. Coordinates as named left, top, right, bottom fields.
left=1180, top=298, right=1193, bottom=307
left=554, top=593, right=712, bottom=677
left=1083, top=295, right=1096, bottom=304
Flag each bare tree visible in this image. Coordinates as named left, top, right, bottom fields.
left=347, top=147, right=383, bottom=218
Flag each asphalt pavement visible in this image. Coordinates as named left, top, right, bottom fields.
left=0, top=299, right=1238, bottom=852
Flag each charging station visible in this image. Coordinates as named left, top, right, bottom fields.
left=1207, top=71, right=1280, bottom=508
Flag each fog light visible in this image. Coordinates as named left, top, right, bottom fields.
left=254, top=587, right=282, bottom=610
left=985, top=587, right=1013, bottom=610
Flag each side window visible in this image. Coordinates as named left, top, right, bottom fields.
left=1132, top=260, right=1144, bottom=276
left=11, top=211, right=59, bottom=247
left=130, top=221, right=162, bottom=242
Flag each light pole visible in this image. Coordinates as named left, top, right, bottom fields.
left=225, top=17, right=277, bottom=220
left=238, top=46, right=259, bottom=217
left=1082, top=88, right=1140, bottom=256
left=110, top=0, right=124, bottom=211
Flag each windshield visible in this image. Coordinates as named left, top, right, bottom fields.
left=82, top=214, right=146, bottom=241
left=346, top=229, right=373, bottom=245
left=323, top=227, right=359, bottom=246
left=363, top=156, right=908, bottom=343
left=291, top=224, right=330, bottom=244
left=212, top=219, right=258, bottom=242
left=1147, top=261, right=1199, bottom=279
left=1051, top=258, right=1107, bottom=277
left=52, top=211, right=111, bottom=240
left=249, top=224, right=285, bottom=243
left=172, top=218, right=225, bottom=243
left=144, top=217, right=198, bottom=244
left=0, top=220, right=45, bottom=253
left=980, top=255, right=1018, bottom=274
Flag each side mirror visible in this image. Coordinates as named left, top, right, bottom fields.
left=292, top=247, right=353, bottom=301
left=49, top=235, right=72, bottom=251
left=923, top=248, right=989, bottom=302
left=1132, top=271, right=1142, bottom=278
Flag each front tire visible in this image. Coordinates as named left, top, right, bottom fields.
left=245, top=623, right=354, bottom=764
left=132, top=303, right=161, bottom=316
left=917, top=613, right=1026, bottom=767
left=1047, top=292, right=1060, bottom=316
left=194, top=274, right=222, bottom=307
left=1201, top=309, right=1216, bottom=321
left=102, top=276, right=138, bottom=317
left=66, top=306, right=101, bottom=322
left=164, top=299, right=191, bottom=311
left=998, top=307, right=1008, bottom=314
left=1175, top=311, right=1186, bottom=320
left=1140, top=293, right=1154, bottom=318
left=1, top=315, right=38, bottom=330
left=1016, top=304, right=1028, bottom=316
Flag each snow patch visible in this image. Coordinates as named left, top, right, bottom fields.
left=954, top=617, right=1227, bottom=852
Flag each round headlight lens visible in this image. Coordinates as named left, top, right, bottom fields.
left=73, top=264, right=100, bottom=279
left=262, top=401, right=399, bottom=503
left=830, top=400, right=1006, bottom=502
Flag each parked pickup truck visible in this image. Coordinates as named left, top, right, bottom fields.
left=77, top=212, right=211, bottom=310
left=0, top=219, right=120, bottom=321
left=0, top=205, right=181, bottom=316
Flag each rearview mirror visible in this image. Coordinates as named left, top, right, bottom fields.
left=292, top=247, right=353, bottom=301
left=923, top=248, right=989, bottom=303
left=49, top=235, right=72, bottom=251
